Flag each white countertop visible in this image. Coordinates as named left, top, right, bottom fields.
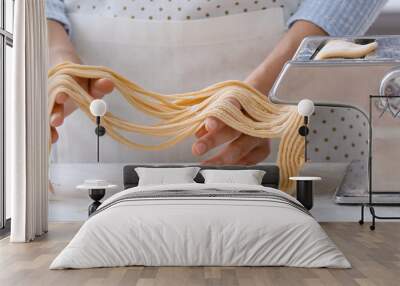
left=289, top=176, right=322, bottom=181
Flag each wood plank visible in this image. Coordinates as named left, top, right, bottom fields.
left=0, top=222, right=399, bottom=286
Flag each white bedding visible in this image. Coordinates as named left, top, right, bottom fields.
left=50, top=183, right=350, bottom=269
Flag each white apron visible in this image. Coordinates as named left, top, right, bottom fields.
left=53, top=6, right=286, bottom=163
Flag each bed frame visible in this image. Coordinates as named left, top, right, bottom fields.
left=123, top=164, right=280, bottom=189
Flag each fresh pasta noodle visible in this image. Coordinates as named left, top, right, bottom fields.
left=48, top=62, right=304, bottom=193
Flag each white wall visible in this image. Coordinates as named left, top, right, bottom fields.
left=383, top=0, right=400, bottom=12
left=368, top=0, right=400, bottom=35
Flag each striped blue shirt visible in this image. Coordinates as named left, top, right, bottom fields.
left=46, top=0, right=388, bottom=36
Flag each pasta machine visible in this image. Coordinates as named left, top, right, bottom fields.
left=269, top=35, right=400, bottom=211
left=270, top=35, right=400, bottom=111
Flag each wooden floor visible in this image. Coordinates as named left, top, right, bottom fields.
left=0, top=223, right=399, bottom=286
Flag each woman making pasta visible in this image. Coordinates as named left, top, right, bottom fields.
left=47, top=0, right=386, bottom=165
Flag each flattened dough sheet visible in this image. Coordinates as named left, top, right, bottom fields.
left=315, top=40, right=378, bottom=60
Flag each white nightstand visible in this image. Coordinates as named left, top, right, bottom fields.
left=77, top=180, right=118, bottom=216
left=289, top=177, right=321, bottom=210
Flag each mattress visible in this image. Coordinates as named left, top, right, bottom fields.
left=50, top=183, right=350, bottom=269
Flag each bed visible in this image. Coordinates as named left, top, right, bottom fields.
left=50, top=164, right=350, bottom=269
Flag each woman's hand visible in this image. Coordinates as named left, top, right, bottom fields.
left=50, top=77, right=114, bottom=143
left=48, top=20, right=114, bottom=143
left=191, top=21, right=327, bottom=164
left=192, top=96, right=271, bottom=165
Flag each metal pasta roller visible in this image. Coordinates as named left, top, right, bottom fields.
left=270, top=35, right=400, bottom=112
left=269, top=35, right=400, bottom=207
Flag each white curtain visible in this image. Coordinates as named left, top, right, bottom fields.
left=8, top=0, right=48, bottom=242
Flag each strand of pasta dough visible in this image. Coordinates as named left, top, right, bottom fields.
left=48, top=62, right=304, bottom=193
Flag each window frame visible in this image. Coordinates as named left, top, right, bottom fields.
left=0, top=0, right=13, bottom=235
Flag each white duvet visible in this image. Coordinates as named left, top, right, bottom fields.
left=50, top=183, right=350, bottom=269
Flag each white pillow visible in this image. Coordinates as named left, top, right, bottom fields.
left=200, top=169, right=266, bottom=185
left=135, top=167, right=200, bottom=186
